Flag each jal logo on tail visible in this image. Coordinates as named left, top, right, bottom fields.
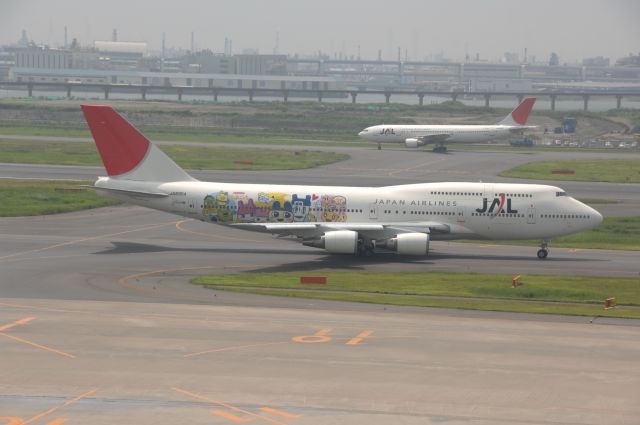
left=476, top=193, right=518, bottom=214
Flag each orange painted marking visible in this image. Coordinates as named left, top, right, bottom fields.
left=292, top=328, right=332, bottom=343
left=346, top=330, right=374, bottom=345
left=22, top=389, right=96, bottom=425
left=211, top=410, right=255, bottom=423
left=568, top=248, right=581, bottom=253
left=259, top=407, right=302, bottom=419
left=0, top=332, right=75, bottom=358
left=0, top=317, right=36, bottom=332
left=0, top=417, right=24, bottom=425
left=172, top=387, right=287, bottom=425
left=184, top=341, right=289, bottom=358
left=0, top=415, right=66, bottom=425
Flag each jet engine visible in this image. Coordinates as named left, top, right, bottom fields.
left=303, top=230, right=358, bottom=254
left=384, top=233, right=430, bottom=255
left=405, top=138, right=425, bottom=148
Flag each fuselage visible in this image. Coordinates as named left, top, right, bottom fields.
left=96, top=178, right=602, bottom=241
left=359, top=124, right=523, bottom=144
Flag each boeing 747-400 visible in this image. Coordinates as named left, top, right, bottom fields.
left=82, top=103, right=600, bottom=259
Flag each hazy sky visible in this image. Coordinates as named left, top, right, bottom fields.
left=2, top=0, right=638, bottom=63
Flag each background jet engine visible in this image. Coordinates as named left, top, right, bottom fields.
left=404, top=138, right=425, bottom=148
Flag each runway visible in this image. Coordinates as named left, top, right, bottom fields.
left=1, top=145, right=639, bottom=424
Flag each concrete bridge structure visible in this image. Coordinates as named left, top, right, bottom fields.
left=1, top=80, right=638, bottom=111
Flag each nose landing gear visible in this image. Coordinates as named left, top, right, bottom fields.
left=537, top=240, right=550, bottom=259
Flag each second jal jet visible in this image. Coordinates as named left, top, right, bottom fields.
left=359, top=97, right=536, bottom=152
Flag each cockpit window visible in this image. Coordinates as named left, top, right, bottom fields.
left=556, top=191, right=567, bottom=197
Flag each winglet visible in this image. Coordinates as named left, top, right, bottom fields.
left=499, top=97, right=536, bottom=126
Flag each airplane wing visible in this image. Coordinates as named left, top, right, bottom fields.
left=230, top=221, right=450, bottom=239
left=508, top=125, right=537, bottom=134
left=418, top=134, right=452, bottom=144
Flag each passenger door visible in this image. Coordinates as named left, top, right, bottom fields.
left=456, top=207, right=465, bottom=224
left=369, top=203, right=379, bottom=220
left=188, top=198, right=200, bottom=216
left=527, top=207, right=536, bottom=224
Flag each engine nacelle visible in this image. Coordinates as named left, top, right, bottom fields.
left=303, top=230, right=358, bottom=254
left=384, top=233, right=430, bottom=255
left=405, top=138, right=424, bottom=148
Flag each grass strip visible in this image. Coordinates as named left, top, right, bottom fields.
left=192, top=272, right=640, bottom=319
left=0, top=125, right=367, bottom=146
left=499, top=159, right=640, bottom=183
left=0, top=179, right=119, bottom=216
left=0, top=140, right=349, bottom=170
left=465, top=216, right=640, bottom=251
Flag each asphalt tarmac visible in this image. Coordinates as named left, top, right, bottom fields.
left=1, top=145, right=639, bottom=424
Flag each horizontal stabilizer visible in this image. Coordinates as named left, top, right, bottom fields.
left=83, top=185, right=169, bottom=198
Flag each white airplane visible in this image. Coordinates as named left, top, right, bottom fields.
left=358, top=97, right=537, bottom=152
left=82, top=104, right=601, bottom=260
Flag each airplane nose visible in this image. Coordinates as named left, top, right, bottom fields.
left=593, top=209, right=603, bottom=226
left=584, top=204, right=603, bottom=228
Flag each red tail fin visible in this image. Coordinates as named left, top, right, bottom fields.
left=81, top=105, right=150, bottom=177
left=510, top=97, right=536, bottom=125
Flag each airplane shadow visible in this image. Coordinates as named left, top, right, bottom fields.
left=94, top=241, right=603, bottom=273
left=94, top=241, right=316, bottom=256
left=93, top=241, right=431, bottom=270
left=248, top=253, right=431, bottom=273
left=427, top=251, right=601, bottom=263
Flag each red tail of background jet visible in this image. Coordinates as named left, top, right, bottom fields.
left=499, top=97, right=536, bottom=126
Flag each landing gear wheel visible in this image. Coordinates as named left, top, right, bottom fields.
left=377, top=143, right=382, bottom=150
left=357, top=240, right=375, bottom=257
left=433, top=145, right=447, bottom=153
left=537, top=239, right=550, bottom=259
left=537, top=248, right=548, bottom=259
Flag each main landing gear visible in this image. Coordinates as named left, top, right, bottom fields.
left=537, top=240, right=550, bottom=259
left=357, top=239, right=376, bottom=257
left=433, top=144, right=447, bottom=153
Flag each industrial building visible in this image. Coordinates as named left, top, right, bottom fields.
left=93, top=41, right=147, bottom=70
left=15, top=46, right=72, bottom=70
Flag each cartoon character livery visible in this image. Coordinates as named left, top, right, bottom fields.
left=204, top=191, right=344, bottom=224
left=203, top=191, right=235, bottom=222
left=292, top=194, right=311, bottom=222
